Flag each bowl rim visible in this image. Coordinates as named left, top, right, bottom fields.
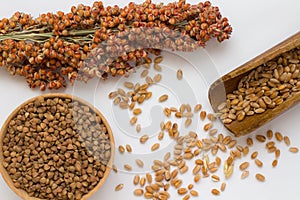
left=0, top=93, right=115, bottom=200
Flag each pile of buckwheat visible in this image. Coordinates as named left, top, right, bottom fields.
left=1, top=96, right=112, bottom=200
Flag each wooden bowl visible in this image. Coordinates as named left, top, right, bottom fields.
left=209, top=31, right=300, bottom=137
left=0, top=93, right=115, bottom=200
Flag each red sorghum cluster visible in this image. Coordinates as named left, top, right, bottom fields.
left=0, top=0, right=232, bottom=90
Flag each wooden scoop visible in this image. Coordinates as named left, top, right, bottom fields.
left=208, top=31, right=300, bottom=137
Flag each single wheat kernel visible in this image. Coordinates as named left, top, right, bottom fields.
left=251, top=151, right=258, bottom=159
left=207, top=113, right=216, bottom=121
left=223, top=136, right=232, bottom=145
left=151, top=143, right=160, bottom=151
left=272, top=159, right=278, bottom=167
left=134, top=189, right=144, bottom=196
left=194, top=174, right=201, bottom=183
left=143, top=192, right=153, bottom=198
left=171, top=169, right=179, bottom=179
left=136, top=159, right=144, bottom=167
left=255, top=173, right=265, bottom=182
left=140, top=177, right=146, bottom=187
left=154, top=63, right=162, bottom=71
left=117, top=88, right=126, bottom=96
left=173, top=179, right=183, bottom=188
left=289, top=147, right=299, bottom=153
left=164, top=152, right=171, bottom=161
left=237, top=111, right=245, bottom=121
left=220, top=182, right=226, bottom=191
left=211, top=189, right=220, bottom=195
left=121, top=96, right=130, bottom=104
left=190, top=190, right=199, bottom=197
left=183, top=152, right=194, bottom=160
left=256, top=135, right=266, bottom=143
left=154, top=56, right=163, bottom=64
left=160, top=121, right=165, bottom=130
left=243, top=146, right=249, bottom=156
left=180, top=165, right=189, bottom=174
left=194, top=104, right=202, bottom=113
left=284, top=136, right=291, bottom=146
left=165, top=121, right=172, bottom=130
left=133, top=108, right=142, bottom=115
left=146, top=173, right=152, bottom=184
left=275, top=149, right=281, bottom=158
left=129, top=102, right=135, bottom=110
left=266, top=141, right=275, bottom=149
left=158, top=131, right=164, bottom=140
left=223, top=118, right=233, bottom=124
left=153, top=160, right=163, bottom=167
left=247, top=138, right=253, bottom=146
left=136, top=124, right=141, bottom=133
left=130, top=116, right=137, bottom=125
left=118, top=145, right=125, bottom=154
left=113, top=97, right=121, bottom=105
left=215, top=157, right=221, bottom=166
left=124, top=164, right=132, bottom=171
left=112, top=164, right=118, bottom=173
left=141, top=69, right=149, bottom=78
left=241, top=170, right=249, bottom=179
left=175, top=112, right=182, bottom=118
left=209, top=129, right=218, bottom=136
left=192, top=165, right=201, bottom=175
left=169, top=107, right=178, bottom=112
left=159, top=94, right=168, bottom=102
left=142, top=62, right=151, bottom=68
left=184, top=112, right=194, bottom=118
left=236, top=145, right=244, bottom=152
left=187, top=184, right=194, bottom=190
left=126, top=144, right=132, bottom=153
left=239, top=162, right=250, bottom=170
left=179, top=104, right=186, bottom=113
left=165, top=170, right=171, bottom=181
left=203, top=122, right=213, bottom=131
left=145, top=92, right=152, bottom=100
left=124, top=81, right=134, bottom=89
left=209, top=167, right=218, bottom=173
left=268, top=146, right=276, bottom=153
left=200, top=111, right=206, bottom=120
left=211, top=174, right=220, bottom=182
left=255, top=159, right=263, bottom=167
left=153, top=74, right=162, bottom=83
left=185, top=118, right=192, bottom=127
left=275, top=132, right=283, bottom=142
left=183, top=194, right=190, bottom=200
left=160, top=191, right=170, bottom=198
left=115, top=183, right=124, bottom=191
left=254, top=108, right=265, bottom=114
left=140, top=134, right=149, bottom=144
left=185, top=104, right=192, bottom=112
left=177, top=69, right=183, bottom=80
left=266, top=130, right=273, bottom=140
left=109, top=91, right=118, bottom=99
left=164, top=107, right=171, bottom=117
left=227, top=140, right=237, bottom=148
left=177, top=188, right=188, bottom=195
left=133, top=175, right=140, bottom=185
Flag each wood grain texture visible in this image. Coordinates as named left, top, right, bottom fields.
left=0, top=93, right=115, bottom=200
left=209, top=31, right=300, bottom=137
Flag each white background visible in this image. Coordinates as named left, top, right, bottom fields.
left=0, top=0, right=300, bottom=200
